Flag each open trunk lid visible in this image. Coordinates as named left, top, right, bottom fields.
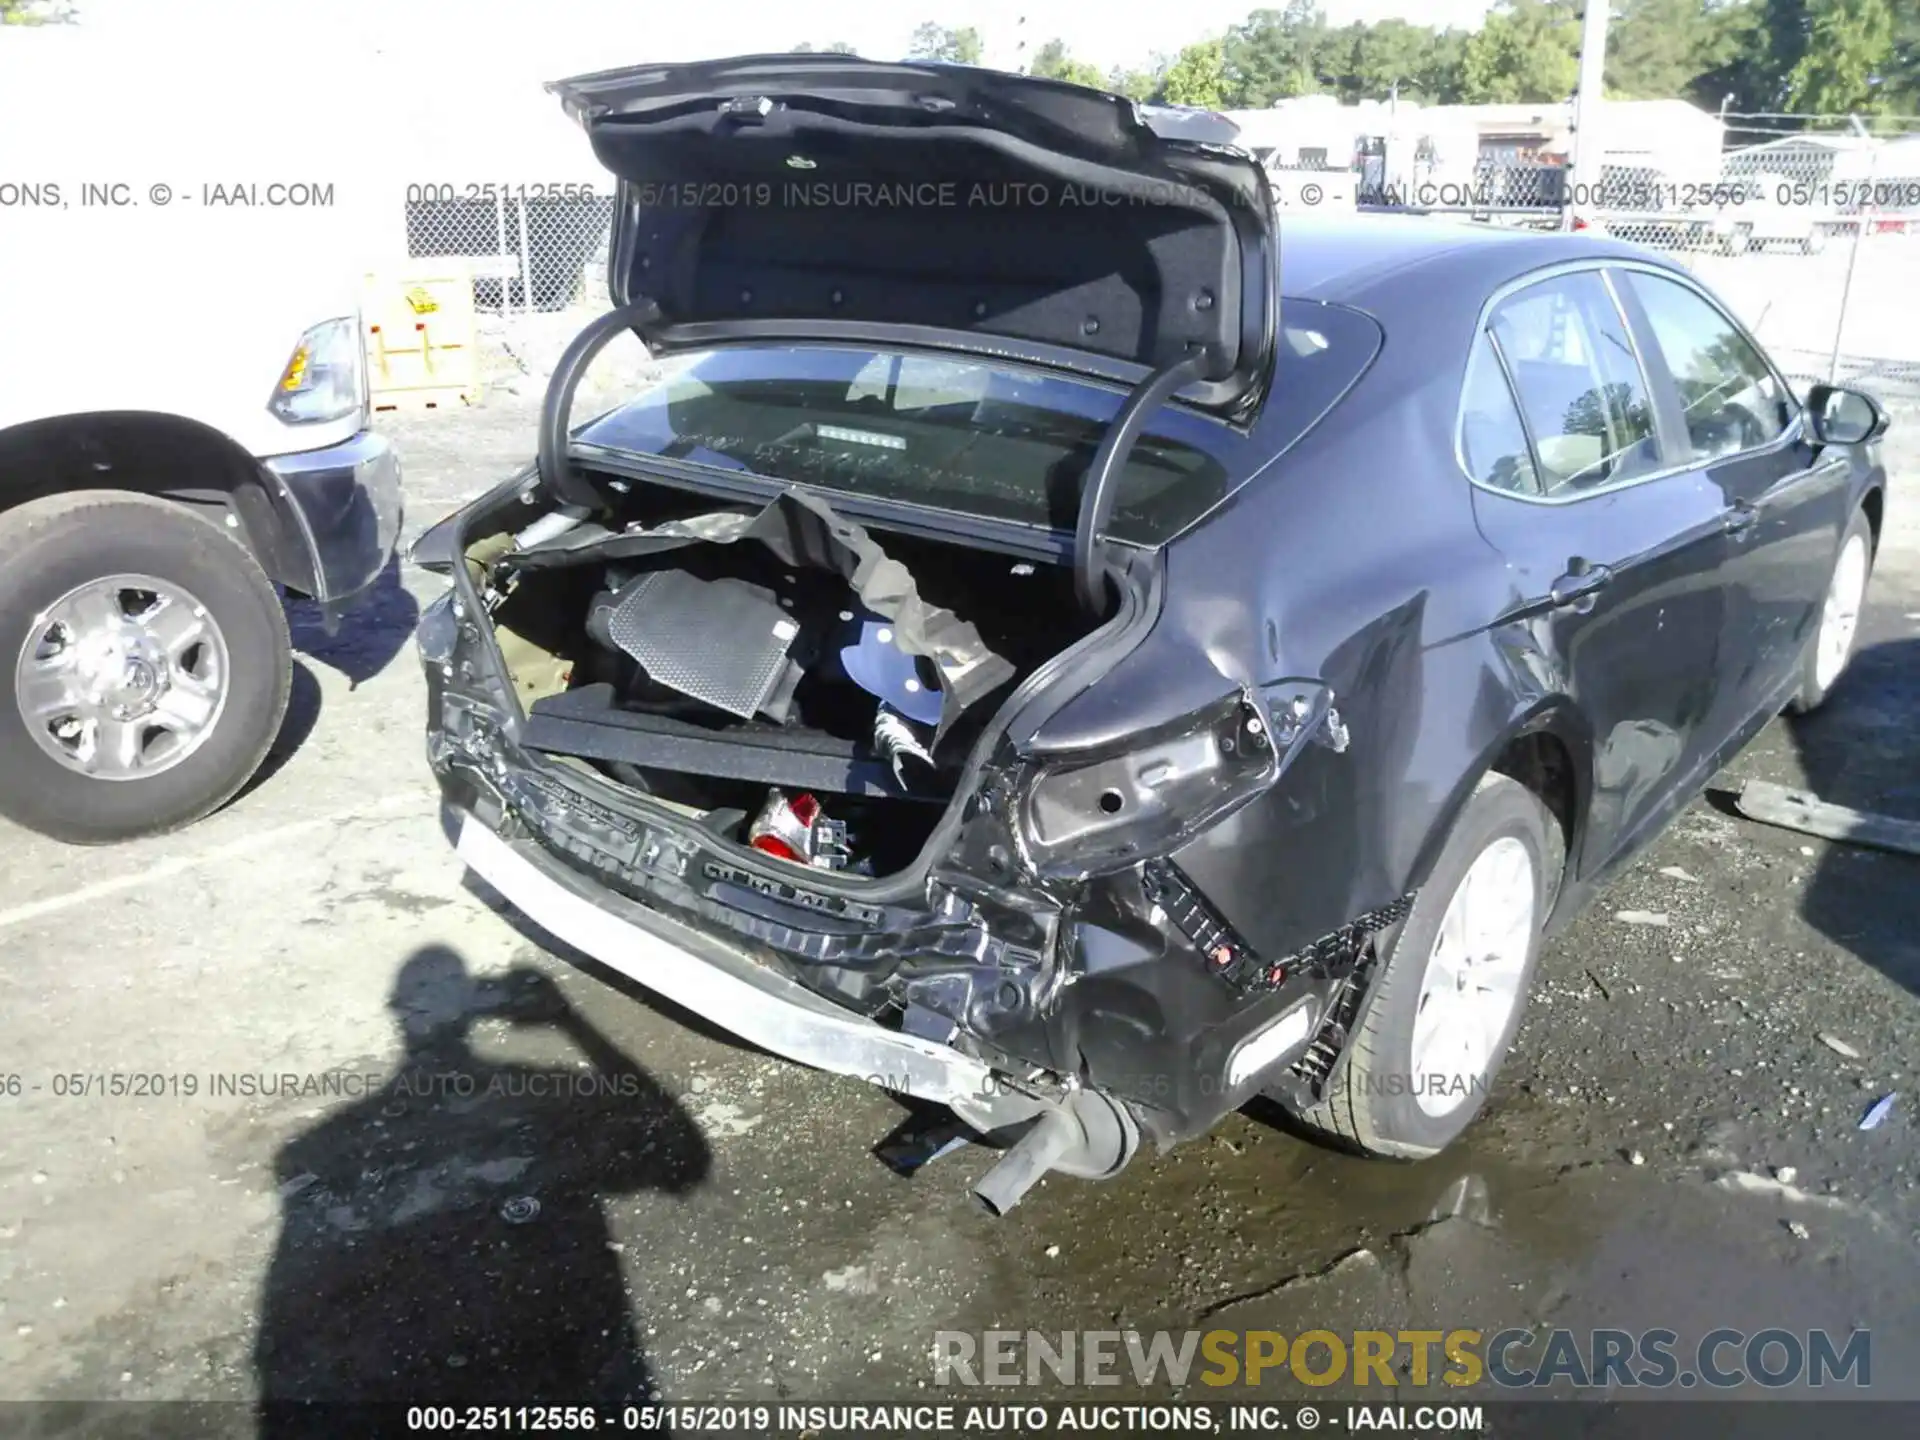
left=546, top=56, right=1275, bottom=400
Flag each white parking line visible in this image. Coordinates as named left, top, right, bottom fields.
left=0, top=789, right=438, bottom=934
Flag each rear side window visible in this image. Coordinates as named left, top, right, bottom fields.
left=1460, top=331, right=1538, bottom=494
left=1624, top=271, right=1795, bottom=460
left=1489, top=272, right=1661, bottom=496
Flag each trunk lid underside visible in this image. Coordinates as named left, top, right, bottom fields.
left=546, top=56, right=1275, bottom=427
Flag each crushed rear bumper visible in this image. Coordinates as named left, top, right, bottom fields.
left=452, top=805, right=1013, bottom=1118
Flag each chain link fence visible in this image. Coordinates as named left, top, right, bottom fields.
left=1347, top=112, right=1920, bottom=401
left=400, top=185, right=618, bottom=388
left=1577, top=117, right=1920, bottom=401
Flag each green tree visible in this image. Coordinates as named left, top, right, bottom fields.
left=907, top=22, right=984, bottom=65
left=1, top=0, right=76, bottom=21
left=1695, top=0, right=1817, bottom=114
left=1223, top=2, right=1338, bottom=105
left=1334, top=17, right=1453, bottom=103
left=1419, top=27, right=1472, bottom=102
left=1107, top=62, right=1166, bottom=102
left=1608, top=0, right=1740, bottom=102
left=1029, top=38, right=1107, bottom=87
left=1457, top=0, right=1581, bottom=104
left=823, top=41, right=857, bottom=55
left=1786, top=0, right=1897, bottom=114
left=1883, top=2, right=1920, bottom=113
left=1160, top=39, right=1231, bottom=108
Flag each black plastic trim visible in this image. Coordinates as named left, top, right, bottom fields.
left=521, top=684, right=938, bottom=800
left=1074, top=351, right=1210, bottom=617
left=537, top=299, right=661, bottom=512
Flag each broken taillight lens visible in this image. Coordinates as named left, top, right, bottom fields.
left=1015, top=681, right=1346, bottom=881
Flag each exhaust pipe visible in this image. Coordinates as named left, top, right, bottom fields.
left=971, top=1090, right=1137, bottom=1216
left=973, top=1108, right=1077, bottom=1217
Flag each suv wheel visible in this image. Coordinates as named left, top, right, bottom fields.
left=0, top=491, right=291, bottom=843
left=1284, top=772, right=1560, bottom=1159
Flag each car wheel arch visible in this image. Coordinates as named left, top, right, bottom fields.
left=0, top=410, right=318, bottom=596
left=1860, top=485, right=1884, bottom=555
left=1406, top=704, right=1591, bottom=925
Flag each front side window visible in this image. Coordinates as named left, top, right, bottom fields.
left=1489, top=271, right=1661, bottom=497
left=1625, top=271, right=1795, bottom=461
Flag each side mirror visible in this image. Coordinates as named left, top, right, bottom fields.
left=1806, top=383, right=1888, bottom=446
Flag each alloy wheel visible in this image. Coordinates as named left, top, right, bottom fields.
left=1813, top=534, right=1869, bottom=693
left=14, top=573, right=232, bottom=781
left=1409, top=836, right=1537, bottom=1119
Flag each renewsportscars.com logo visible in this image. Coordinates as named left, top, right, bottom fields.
left=932, top=1327, right=1871, bottom=1390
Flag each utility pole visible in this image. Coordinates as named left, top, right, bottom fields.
left=1566, top=0, right=1610, bottom=228
left=1829, top=113, right=1874, bottom=383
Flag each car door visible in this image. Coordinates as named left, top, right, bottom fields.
left=1612, top=266, right=1853, bottom=733
left=1460, top=266, right=1736, bottom=871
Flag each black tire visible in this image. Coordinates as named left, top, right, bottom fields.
left=1283, top=772, right=1561, bottom=1159
left=1788, top=507, right=1874, bottom=715
left=0, top=491, right=291, bottom=843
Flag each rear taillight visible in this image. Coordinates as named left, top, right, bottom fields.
left=1016, top=681, right=1349, bottom=881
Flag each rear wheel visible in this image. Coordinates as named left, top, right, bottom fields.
left=0, top=491, right=291, bottom=843
left=1283, top=773, right=1559, bottom=1159
left=1789, top=508, right=1874, bottom=714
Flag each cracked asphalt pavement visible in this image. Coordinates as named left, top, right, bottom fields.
left=2, top=373, right=1918, bottom=1426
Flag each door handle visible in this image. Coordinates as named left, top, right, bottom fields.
left=1723, top=501, right=1759, bottom=536
left=1550, top=560, right=1613, bottom=613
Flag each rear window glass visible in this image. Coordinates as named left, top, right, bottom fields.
left=575, top=301, right=1380, bottom=545
left=1459, top=331, right=1538, bottom=495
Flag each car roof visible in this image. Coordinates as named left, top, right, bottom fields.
left=1278, top=213, right=1647, bottom=311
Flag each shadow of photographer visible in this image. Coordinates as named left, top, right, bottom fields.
left=254, top=945, right=710, bottom=1432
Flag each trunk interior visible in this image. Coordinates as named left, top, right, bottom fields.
left=475, top=477, right=1096, bottom=880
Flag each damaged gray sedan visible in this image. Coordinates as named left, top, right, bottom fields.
left=413, top=56, right=1889, bottom=1210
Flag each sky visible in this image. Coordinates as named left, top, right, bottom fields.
left=57, top=0, right=1500, bottom=77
